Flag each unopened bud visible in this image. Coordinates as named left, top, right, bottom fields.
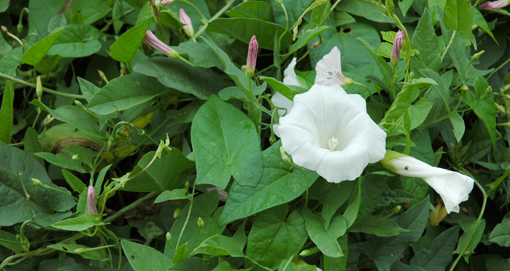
left=74, top=248, right=86, bottom=253
left=1, top=26, right=7, bottom=33
left=17, top=23, right=23, bottom=34
left=391, top=30, right=405, bottom=66
left=87, top=186, right=98, bottom=215
left=36, top=76, right=43, bottom=100
left=160, top=0, right=174, bottom=6
left=246, top=35, right=258, bottom=77
left=299, top=247, right=320, bottom=257
left=179, top=9, right=194, bottom=38
left=72, top=154, right=79, bottom=160
left=471, top=50, right=484, bottom=62
left=31, top=178, right=43, bottom=187
left=197, top=217, right=205, bottom=232
left=343, top=77, right=354, bottom=86
left=461, top=85, right=469, bottom=91
left=392, top=205, right=402, bottom=214
left=142, top=30, right=180, bottom=58
left=385, top=0, right=395, bottom=14
left=310, top=40, right=321, bottom=49
left=280, top=147, right=292, bottom=165
left=166, top=232, right=172, bottom=242
left=274, top=0, right=283, bottom=4
left=98, top=70, right=108, bottom=84
left=74, top=100, right=83, bottom=107
left=174, top=207, right=181, bottom=218
left=495, top=103, right=505, bottom=113
left=185, top=181, right=189, bottom=191
left=207, top=187, right=228, bottom=202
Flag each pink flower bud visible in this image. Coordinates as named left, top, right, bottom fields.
left=160, top=0, right=174, bottom=6
left=207, top=187, right=228, bottom=202
left=479, top=0, right=509, bottom=9
left=179, top=9, right=194, bottom=38
left=88, top=186, right=98, bottom=215
left=246, top=35, right=258, bottom=76
left=391, top=30, right=405, bottom=66
left=142, top=30, right=179, bottom=58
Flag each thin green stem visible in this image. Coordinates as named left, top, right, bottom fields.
left=103, top=192, right=159, bottom=223
left=193, top=0, right=237, bottom=39
left=448, top=170, right=487, bottom=271
left=176, top=182, right=196, bottom=248
left=0, top=72, right=85, bottom=100
left=441, top=31, right=457, bottom=62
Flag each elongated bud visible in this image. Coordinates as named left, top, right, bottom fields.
left=343, top=77, right=354, bottom=86
left=166, top=232, right=172, bottom=242
left=88, top=186, right=98, bottom=215
left=479, top=0, right=510, bottom=9
left=428, top=204, right=448, bottom=226
left=160, top=0, right=174, bottom=6
left=98, top=70, right=109, bottom=84
left=72, top=154, right=79, bottom=160
left=207, top=187, right=228, bottom=202
left=246, top=35, right=258, bottom=77
left=36, top=76, right=43, bottom=100
left=391, top=30, right=405, bottom=66
left=197, top=217, right=205, bottom=232
left=311, top=40, right=321, bottom=49
left=299, top=247, right=320, bottom=257
left=471, top=50, right=484, bottom=62
left=392, top=205, right=402, bottom=214
left=280, top=146, right=292, bottom=165
left=179, top=9, right=194, bottom=38
left=31, top=178, right=44, bottom=187
left=174, top=207, right=181, bottom=218
left=143, top=30, right=180, bottom=58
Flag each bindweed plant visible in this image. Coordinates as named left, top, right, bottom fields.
left=1, top=0, right=510, bottom=270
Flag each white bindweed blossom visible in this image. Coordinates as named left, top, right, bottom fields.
left=315, top=46, right=347, bottom=86
left=272, top=58, right=302, bottom=136
left=278, top=84, right=387, bottom=183
left=381, top=151, right=474, bottom=213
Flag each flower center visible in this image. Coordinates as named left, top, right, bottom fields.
left=328, top=136, right=338, bottom=151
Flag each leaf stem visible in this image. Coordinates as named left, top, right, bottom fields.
left=441, top=31, right=457, bottom=62
left=176, top=181, right=196, bottom=248
left=0, top=72, right=85, bottom=100
left=193, top=0, right=237, bottom=39
left=103, top=192, right=159, bottom=223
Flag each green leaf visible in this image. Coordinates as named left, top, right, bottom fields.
left=35, top=152, right=86, bottom=173
left=62, top=170, right=87, bottom=193
left=350, top=215, right=410, bottom=237
left=363, top=196, right=430, bottom=271
left=120, top=148, right=195, bottom=192
left=489, top=218, right=510, bottom=247
left=246, top=205, right=307, bottom=269
left=226, top=1, right=273, bottom=21
left=357, top=37, right=392, bottom=83
left=208, top=18, right=292, bottom=50
left=191, top=95, right=263, bottom=190
left=336, top=0, right=395, bottom=23
left=449, top=112, right=465, bottom=142
left=219, top=141, right=318, bottom=226
left=408, top=98, right=434, bottom=130
left=110, top=17, right=152, bottom=63
left=302, top=207, right=346, bottom=258
left=285, top=26, right=329, bottom=57
left=191, top=234, right=244, bottom=257
left=410, top=226, right=460, bottom=270
left=0, top=230, right=22, bottom=254
left=260, top=76, right=308, bottom=100
left=48, top=242, right=108, bottom=261
left=173, top=243, right=189, bottom=264
left=444, top=0, right=474, bottom=41
left=0, top=47, right=23, bottom=78
left=122, top=240, right=173, bottom=270
left=173, top=41, right=223, bottom=68
left=155, top=189, right=190, bottom=203
left=343, top=178, right=362, bottom=228
left=31, top=100, right=106, bottom=139
left=309, top=179, right=355, bottom=229
left=77, top=77, right=100, bottom=102
left=134, top=57, right=231, bottom=100
left=23, top=127, right=44, bottom=165
left=51, top=214, right=104, bottom=231
left=87, top=73, right=164, bottom=115
left=472, top=76, right=497, bottom=149
left=28, top=0, right=62, bottom=40
left=0, top=80, right=13, bottom=144
left=47, top=25, right=101, bottom=58
left=412, top=9, right=442, bottom=72
left=454, top=219, right=486, bottom=261
left=21, top=28, right=63, bottom=66
left=69, top=0, right=113, bottom=25
left=271, top=0, right=314, bottom=28
left=399, top=0, right=414, bottom=16
left=0, top=0, right=9, bottom=12
left=0, top=142, right=75, bottom=227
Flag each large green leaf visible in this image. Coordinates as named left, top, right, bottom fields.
left=122, top=240, right=173, bottom=271
left=0, top=47, right=22, bottom=78
left=218, top=141, right=318, bottom=226
left=87, top=73, right=164, bottom=115
left=336, top=0, right=395, bottom=23
left=28, top=0, right=62, bottom=40
left=226, top=1, right=273, bottom=21
left=119, top=148, right=195, bottom=192
left=21, top=28, right=63, bottom=66
left=0, top=142, right=75, bottom=227
left=68, top=0, right=112, bottom=25
left=271, top=0, right=314, bottom=28
left=410, top=226, right=460, bottom=270
left=110, top=17, right=152, bottom=63
left=444, top=0, right=474, bottom=41
left=246, top=205, right=307, bottom=269
left=412, top=9, right=441, bottom=72
left=31, top=100, right=106, bottom=139
left=51, top=214, right=104, bottom=231
left=173, top=41, right=223, bottom=68
left=134, top=57, right=231, bottom=100
left=350, top=215, right=410, bottom=237
left=191, top=95, right=263, bottom=190
left=47, top=25, right=101, bottom=58
left=302, top=207, right=346, bottom=258
left=0, top=80, right=13, bottom=144
left=363, top=196, right=430, bottom=271
left=207, top=18, right=292, bottom=50
left=489, top=218, right=510, bottom=247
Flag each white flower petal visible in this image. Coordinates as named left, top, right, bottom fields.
left=390, top=156, right=474, bottom=213
left=315, top=46, right=346, bottom=86
left=279, top=84, right=387, bottom=183
left=283, top=58, right=302, bottom=87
